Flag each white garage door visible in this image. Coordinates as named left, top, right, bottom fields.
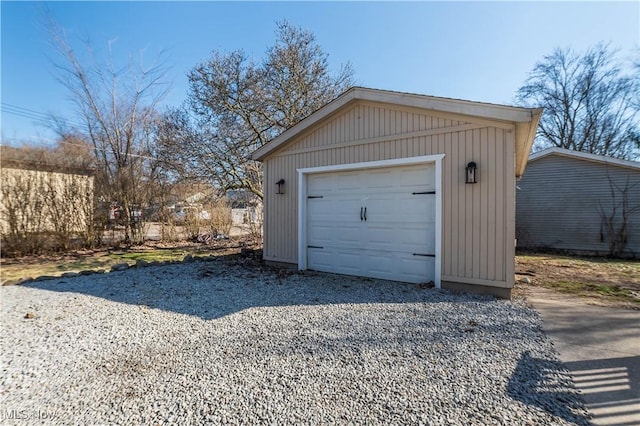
left=306, top=164, right=436, bottom=283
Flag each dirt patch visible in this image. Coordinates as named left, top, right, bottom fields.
left=515, top=252, right=640, bottom=310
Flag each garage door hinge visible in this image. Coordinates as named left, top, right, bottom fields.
left=307, top=245, right=323, bottom=249
left=413, top=253, right=436, bottom=257
left=412, top=191, right=436, bottom=195
left=307, top=195, right=323, bottom=199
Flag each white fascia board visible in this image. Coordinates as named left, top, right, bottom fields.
left=354, top=88, right=537, bottom=123
left=515, top=108, right=543, bottom=177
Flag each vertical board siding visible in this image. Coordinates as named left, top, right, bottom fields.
left=517, top=155, right=640, bottom=256
left=472, top=129, right=481, bottom=278
left=456, top=131, right=466, bottom=278
left=284, top=103, right=463, bottom=153
left=263, top=101, right=516, bottom=286
left=487, top=127, right=497, bottom=280
left=464, top=130, right=474, bottom=277
left=494, top=130, right=506, bottom=281
left=448, top=132, right=458, bottom=277
left=479, top=128, right=489, bottom=279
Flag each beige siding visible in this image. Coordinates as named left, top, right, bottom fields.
left=263, top=101, right=517, bottom=287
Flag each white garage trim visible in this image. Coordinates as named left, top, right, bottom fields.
left=297, top=154, right=445, bottom=288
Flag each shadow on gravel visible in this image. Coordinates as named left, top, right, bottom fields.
left=507, top=352, right=591, bottom=425
left=21, top=251, right=492, bottom=321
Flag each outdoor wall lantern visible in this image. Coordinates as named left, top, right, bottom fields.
left=465, top=162, right=478, bottom=184
left=276, top=179, right=285, bottom=194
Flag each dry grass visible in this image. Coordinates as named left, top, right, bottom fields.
left=0, top=238, right=258, bottom=284
left=516, top=252, right=640, bottom=308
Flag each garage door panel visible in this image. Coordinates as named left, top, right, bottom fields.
left=308, top=174, right=336, bottom=193
left=308, top=199, right=360, bottom=217
left=309, top=225, right=358, bottom=243
left=306, top=163, right=436, bottom=284
left=308, top=249, right=358, bottom=270
left=396, top=228, right=435, bottom=252
left=396, top=228, right=431, bottom=247
left=366, top=257, right=396, bottom=279
left=364, top=252, right=434, bottom=282
left=336, top=173, right=364, bottom=191
left=396, top=202, right=436, bottom=222
left=376, top=166, right=424, bottom=180
left=308, top=225, right=333, bottom=243
left=309, top=247, right=363, bottom=275
left=335, top=251, right=363, bottom=273
left=366, top=170, right=396, bottom=189
left=335, top=226, right=362, bottom=244
left=365, top=196, right=432, bottom=217
left=398, top=256, right=435, bottom=282
left=365, top=226, right=394, bottom=244
left=307, top=249, right=332, bottom=268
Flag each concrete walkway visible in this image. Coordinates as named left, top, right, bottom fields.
left=528, top=289, right=640, bottom=426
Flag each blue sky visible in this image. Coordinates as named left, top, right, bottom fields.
left=1, top=1, right=639, bottom=146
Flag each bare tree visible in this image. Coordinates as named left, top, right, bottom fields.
left=517, top=43, right=639, bottom=160
left=156, top=21, right=354, bottom=199
left=599, top=173, right=640, bottom=257
left=49, top=21, right=170, bottom=243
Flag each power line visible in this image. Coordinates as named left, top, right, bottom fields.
left=1, top=104, right=176, bottom=164
left=2, top=136, right=170, bottom=163
left=1, top=103, right=53, bottom=119
left=0, top=102, right=88, bottom=130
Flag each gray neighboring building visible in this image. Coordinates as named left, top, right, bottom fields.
left=516, top=147, right=640, bottom=257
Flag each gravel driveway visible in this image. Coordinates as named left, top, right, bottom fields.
left=1, top=257, right=589, bottom=425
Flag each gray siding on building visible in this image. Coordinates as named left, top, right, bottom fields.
left=516, top=154, right=640, bottom=256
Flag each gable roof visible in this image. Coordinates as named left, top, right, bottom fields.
left=529, top=147, right=640, bottom=171
left=251, top=87, right=543, bottom=177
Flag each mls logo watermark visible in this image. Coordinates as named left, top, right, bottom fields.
left=2, top=409, right=58, bottom=421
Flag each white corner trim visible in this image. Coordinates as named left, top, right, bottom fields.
left=297, top=154, right=445, bottom=288
left=297, top=170, right=307, bottom=270
left=434, top=158, right=442, bottom=289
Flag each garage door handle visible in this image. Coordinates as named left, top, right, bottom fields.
left=360, top=207, right=363, bottom=221
left=364, top=207, right=367, bottom=221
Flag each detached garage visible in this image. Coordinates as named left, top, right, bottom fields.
left=252, top=88, right=542, bottom=298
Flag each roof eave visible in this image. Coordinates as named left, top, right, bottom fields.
left=515, top=108, right=543, bottom=178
